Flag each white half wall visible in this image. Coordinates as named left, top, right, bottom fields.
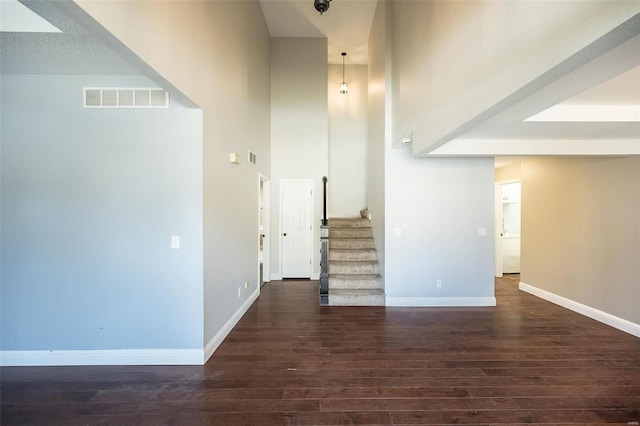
left=385, top=153, right=495, bottom=304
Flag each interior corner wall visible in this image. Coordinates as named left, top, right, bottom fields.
left=328, top=64, right=368, bottom=217
left=75, top=1, right=272, bottom=354
left=367, top=0, right=389, bottom=281
left=385, top=154, right=496, bottom=306
left=270, top=37, right=328, bottom=280
left=0, top=74, right=203, bottom=352
left=520, top=157, right=640, bottom=325
left=390, top=0, right=640, bottom=153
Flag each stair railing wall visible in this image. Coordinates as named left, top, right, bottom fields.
left=320, top=176, right=329, bottom=305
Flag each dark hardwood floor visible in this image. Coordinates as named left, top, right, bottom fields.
left=2, top=275, right=639, bottom=425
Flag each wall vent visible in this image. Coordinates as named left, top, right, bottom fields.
left=83, top=88, right=169, bottom=108
left=248, top=150, right=257, bottom=165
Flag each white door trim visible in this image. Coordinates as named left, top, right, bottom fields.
left=494, top=183, right=503, bottom=277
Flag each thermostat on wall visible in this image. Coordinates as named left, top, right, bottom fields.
left=229, top=153, right=240, bottom=165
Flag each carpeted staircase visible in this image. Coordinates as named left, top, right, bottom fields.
left=328, top=218, right=385, bottom=306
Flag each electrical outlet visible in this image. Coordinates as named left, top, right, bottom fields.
left=436, top=279, right=442, bottom=288
left=237, top=287, right=242, bottom=298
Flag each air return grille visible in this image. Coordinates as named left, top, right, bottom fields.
left=83, top=88, right=169, bottom=108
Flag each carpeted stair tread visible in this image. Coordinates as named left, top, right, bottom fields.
left=328, top=289, right=385, bottom=306
left=329, top=238, right=375, bottom=249
left=326, top=216, right=385, bottom=306
left=329, top=260, right=380, bottom=274
left=329, top=227, right=373, bottom=238
left=329, top=274, right=383, bottom=290
left=328, top=218, right=371, bottom=227
left=329, top=248, right=377, bottom=261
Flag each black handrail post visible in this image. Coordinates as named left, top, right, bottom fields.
left=320, top=176, right=329, bottom=305
left=322, top=176, right=328, bottom=226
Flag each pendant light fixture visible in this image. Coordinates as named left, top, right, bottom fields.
left=340, top=52, right=348, bottom=95
left=314, top=0, right=331, bottom=15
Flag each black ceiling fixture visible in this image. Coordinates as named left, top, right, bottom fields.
left=314, top=0, right=332, bottom=15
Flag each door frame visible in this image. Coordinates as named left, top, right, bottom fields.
left=259, top=174, right=271, bottom=286
left=279, top=178, right=314, bottom=279
left=495, top=179, right=521, bottom=277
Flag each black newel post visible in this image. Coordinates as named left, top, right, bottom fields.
left=322, top=176, right=328, bottom=226
left=320, top=176, right=329, bottom=305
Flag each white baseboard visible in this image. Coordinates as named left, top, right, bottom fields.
left=0, top=288, right=262, bottom=367
left=0, top=349, right=203, bottom=367
left=203, top=287, right=259, bottom=363
left=311, top=272, right=320, bottom=280
left=386, top=296, right=496, bottom=307
left=519, top=281, right=640, bottom=338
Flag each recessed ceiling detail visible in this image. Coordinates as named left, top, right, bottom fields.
left=526, top=105, right=640, bottom=123
left=259, top=0, right=377, bottom=64
left=526, top=66, right=640, bottom=123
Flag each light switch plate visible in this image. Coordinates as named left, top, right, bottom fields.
left=478, top=227, right=487, bottom=236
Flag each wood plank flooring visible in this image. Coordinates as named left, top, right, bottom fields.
left=2, top=275, right=639, bottom=425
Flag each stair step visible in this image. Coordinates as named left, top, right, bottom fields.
left=328, top=289, right=385, bottom=306
left=329, top=227, right=373, bottom=238
left=329, top=238, right=375, bottom=249
left=329, top=249, right=377, bottom=261
left=329, top=274, right=383, bottom=290
left=328, top=218, right=371, bottom=228
left=329, top=260, right=380, bottom=274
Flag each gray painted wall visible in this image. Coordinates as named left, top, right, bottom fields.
left=366, top=0, right=389, bottom=282
left=270, top=38, right=328, bottom=279
left=385, top=154, right=495, bottom=302
left=1, top=74, right=203, bottom=350
left=328, top=64, right=368, bottom=217
left=74, top=0, right=272, bottom=350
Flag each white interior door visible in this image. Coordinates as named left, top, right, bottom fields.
left=280, top=180, right=313, bottom=278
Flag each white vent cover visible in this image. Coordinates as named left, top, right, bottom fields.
left=84, top=88, right=169, bottom=108
left=248, top=150, right=257, bottom=165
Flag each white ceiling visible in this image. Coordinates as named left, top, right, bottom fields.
left=0, top=0, right=60, bottom=32
left=0, top=0, right=140, bottom=75
left=259, top=0, right=377, bottom=64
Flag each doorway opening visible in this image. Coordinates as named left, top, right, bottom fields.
left=259, top=175, right=271, bottom=288
left=495, top=181, right=521, bottom=277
